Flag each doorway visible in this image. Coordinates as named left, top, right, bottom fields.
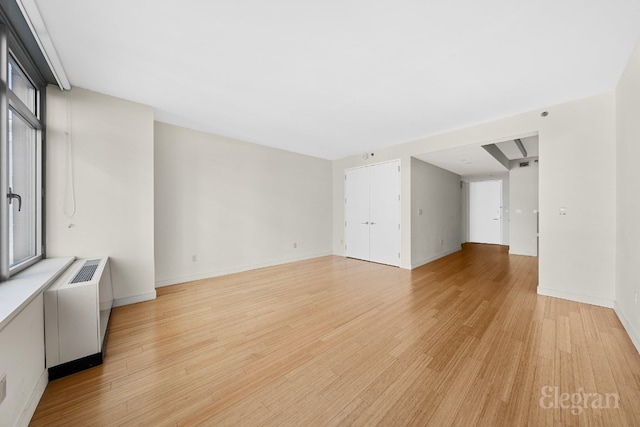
left=469, top=180, right=502, bottom=244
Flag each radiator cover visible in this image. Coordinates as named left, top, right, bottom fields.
left=44, top=257, right=113, bottom=379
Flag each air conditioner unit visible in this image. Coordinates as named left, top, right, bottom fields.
left=44, top=257, right=113, bottom=380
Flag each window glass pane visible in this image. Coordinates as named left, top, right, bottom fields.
left=8, top=109, right=37, bottom=266
left=9, top=56, right=36, bottom=114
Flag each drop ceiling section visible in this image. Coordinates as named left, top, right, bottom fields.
left=495, top=136, right=539, bottom=160
left=415, top=136, right=538, bottom=179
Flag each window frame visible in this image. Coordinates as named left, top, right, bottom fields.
left=0, top=19, right=47, bottom=282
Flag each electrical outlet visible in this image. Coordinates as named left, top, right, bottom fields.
left=192, top=255, right=197, bottom=262
left=0, top=374, right=6, bottom=404
left=293, top=243, right=297, bottom=249
left=440, top=239, right=444, bottom=245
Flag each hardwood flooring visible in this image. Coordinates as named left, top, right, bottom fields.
left=31, top=244, right=640, bottom=426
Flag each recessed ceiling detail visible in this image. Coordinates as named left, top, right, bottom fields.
left=495, top=136, right=539, bottom=160
left=415, top=136, right=539, bottom=178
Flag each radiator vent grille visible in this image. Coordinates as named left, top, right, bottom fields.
left=70, top=259, right=101, bottom=284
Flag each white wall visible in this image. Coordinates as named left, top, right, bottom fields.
left=509, top=158, right=539, bottom=256
left=616, top=40, right=640, bottom=352
left=0, top=295, right=48, bottom=427
left=410, top=158, right=462, bottom=268
left=333, top=93, right=616, bottom=307
left=154, top=122, right=333, bottom=286
left=537, top=94, right=616, bottom=307
left=46, top=87, right=156, bottom=306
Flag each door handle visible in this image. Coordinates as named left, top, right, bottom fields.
left=361, top=221, right=369, bottom=225
left=7, top=187, right=22, bottom=212
left=370, top=222, right=376, bottom=225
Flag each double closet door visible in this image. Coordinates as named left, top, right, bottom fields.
left=344, top=160, right=400, bottom=267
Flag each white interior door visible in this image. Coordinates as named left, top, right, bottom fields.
left=345, top=166, right=370, bottom=261
left=469, top=180, right=502, bottom=244
left=345, top=160, right=400, bottom=267
left=369, top=161, right=400, bottom=266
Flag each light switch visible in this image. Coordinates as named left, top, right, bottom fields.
left=559, top=207, right=567, bottom=216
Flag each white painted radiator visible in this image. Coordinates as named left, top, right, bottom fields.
left=44, top=257, right=113, bottom=379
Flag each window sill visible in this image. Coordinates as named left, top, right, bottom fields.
left=0, top=257, right=75, bottom=332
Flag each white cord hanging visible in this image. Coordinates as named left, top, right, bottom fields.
left=63, top=91, right=76, bottom=218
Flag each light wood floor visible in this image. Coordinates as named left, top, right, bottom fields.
left=31, top=244, right=640, bottom=426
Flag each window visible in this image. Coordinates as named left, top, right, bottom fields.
left=8, top=107, right=39, bottom=265
left=9, top=56, right=37, bottom=113
left=1, top=25, right=46, bottom=281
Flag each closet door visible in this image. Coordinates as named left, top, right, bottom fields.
left=344, top=160, right=400, bottom=267
left=369, top=161, right=400, bottom=266
left=345, top=166, right=370, bottom=261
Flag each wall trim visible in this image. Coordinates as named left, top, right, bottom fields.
left=113, top=291, right=157, bottom=307
left=155, top=252, right=334, bottom=288
left=537, top=286, right=614, bottom=308
left=411, top=246, right=462, bottom=269
left=18, top=368, right=48, bottom=427
left=614, top=302, right=640, bottom=354
left=508, top=250, right=538, bottom=257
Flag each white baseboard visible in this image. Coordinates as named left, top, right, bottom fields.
left=508, top=249, right=538, bottom=257
left=614, top=302, right=640, bottom=354
left=17, top=368, right=48, bottom=427
left=411, top=246, right=462, bottom=269
left=536, top=286, right=614, bottom=308
left=113, top=291, right=157, bottom=307
left=154, top=252, right=334, bottom=288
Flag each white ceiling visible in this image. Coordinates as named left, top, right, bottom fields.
left=33, top=0, right=640, bottom=160
left=415, top=136, right=539, bottom=178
